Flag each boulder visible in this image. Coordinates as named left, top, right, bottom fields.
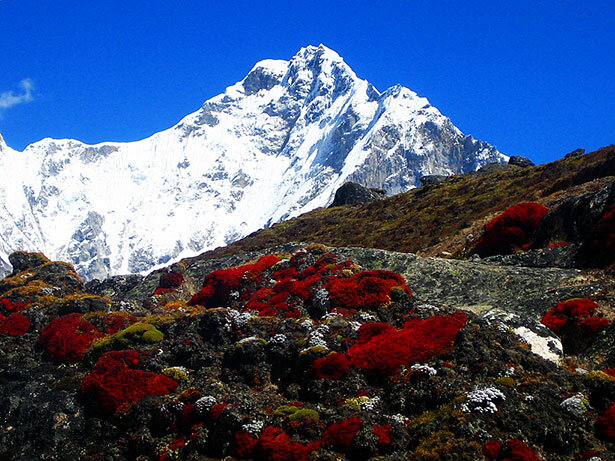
left=533, top=181, right=615, bottom=247
left=420, top=175, right=448, bottom=186
left=8, top=251, right=50, bottom=274
left=508, top=155, right=535, bottom=167
left=565, top=148, right=586, bottom=158
left=329, top=182, right=385, bottom=207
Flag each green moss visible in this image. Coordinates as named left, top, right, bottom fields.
left=274, top=405, right=318, bottom=421
left=495, top=376, right=515, bottom=387
left=274, top=405, right=299, bottom=417
left=288, top=408, right=319, bottom=421
left=142, top=329, right=164, bottom=343
left=90, top=322, right=164, bottom=351
left=162, top=367, right=189, bottom=381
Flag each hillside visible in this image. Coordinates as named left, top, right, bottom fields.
left=188, top=145, right=615, bottom=263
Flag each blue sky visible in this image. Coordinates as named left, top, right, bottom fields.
left=0, top=1, right=613, bottom=164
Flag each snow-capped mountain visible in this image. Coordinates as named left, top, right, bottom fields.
left=0, top=45, right=506, bottom=280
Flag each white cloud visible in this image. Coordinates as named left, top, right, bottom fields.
left=0, top=79, right=35, bottom=110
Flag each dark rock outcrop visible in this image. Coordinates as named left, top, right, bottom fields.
left=329, top=181, right=386, bottom=207
left=508, top=155, right=535, bottom=167
left=565, top=148, right=586, bottom=158
left=419, top=175, right=448, bottom=186
left=533, top=180, right=615, bottom=247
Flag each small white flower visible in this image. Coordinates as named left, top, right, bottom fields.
left=461, top=386, right=506, bottom=414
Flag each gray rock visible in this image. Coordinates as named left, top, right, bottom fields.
left=533, top=180, right=615, bottom=247
left=329, top=181, right=386, bottom=207
left=8, top=251, right=50, bottom=273
left=481, top=244, right=580, bottom=269
left=508, top=155, right=535, bottom=167
left=565, top=148, right=585, bottom=158
left=332, top=246, right=601, bottom=317
left=420, top=175, right=448, bottom=186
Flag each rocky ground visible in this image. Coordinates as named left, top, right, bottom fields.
left=1, top=241, right=614, bottom=460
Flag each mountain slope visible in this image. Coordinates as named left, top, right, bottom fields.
left=184, top=145, right=615, bottom=263
left=0, top=45, right=505, bottom=280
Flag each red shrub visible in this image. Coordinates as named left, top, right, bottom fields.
left=602, top=369, right=615, bottom=377
left=546, top=241, right=570, bottom=249
left=322, top=416, right=363, bottom=454
left=256, top=426, right=311, bottom=461
left=188, top=256, right=280, bottom=307
left=483, top=439, right=540, bottom=461
left=312, top=353, right=350, bottom=380
left=0, top=313, right=30, bottom=336
left=103, top=312, right=138, bottom=335
left=373, top=424, right=392, bottom=446
left=327, top=270, right=412, bottom=310
left=475, top=202, right=548, bottom=257
left=0, top=298, right=28, bottom=313
left=80, top=350, right=178, bottom=416
left=209, top=403, right=228, bottom=421
left=579, top=316, right=610, bottom=336
left=160, top=272, right=184, bottom=288
left=541, top=298, right=599, bottom=333
left=356, top=322, right=396, bottom=344
left=347, top=312, right=467, bottom=375
left=244, top=253, right=349, bottom=318
left=39, top=313, right=104, bottom=363
left=232, top=430, right=258, bottom=458
left=597, top=402, right=615, bottom=441
left=483, top=440, right=503, bottom=460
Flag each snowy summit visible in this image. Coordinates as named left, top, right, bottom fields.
left=0, top=45, right=506, bottom=279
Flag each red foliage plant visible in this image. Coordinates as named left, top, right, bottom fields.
left=327, top=270, right=412, bottom=310
left=0, top=313, right=31, bottom=336
left=80, top=349, right=178, bottom=416
left=188, top=256, right=281, bottom=308
left=160, top=272, right=184, bottom=288
left=541, top=298, right=609, bottom=338
left=244, top=253, right=350, bottom=318
left=232, top=430, right=259, bottom=459
left=256, top=426, right=317, bottom=461
left=312, top=352, right=350, bottom=380
left=0, top=298, right=28, bottom=313
left=483, top=439, right=541, bottom=461
left=39, top=313, right=104, bottom=363
left=346, top=312, right=467, bottom=376
left=475, top=202, right=548, bottom=257
left=373, top=424, right=392, bottom=447
left=103, top=312, right=138, bottom=335
left=597, top=402, right=615, bottom=442
left=321, top=416, right=363, bottom=454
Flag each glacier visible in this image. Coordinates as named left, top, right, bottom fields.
left=0, top=44, right=506, bottom=280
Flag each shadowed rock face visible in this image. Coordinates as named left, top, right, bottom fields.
left=508, top=155, right=535, bottom=167
left=1, top=246, right=614, bottom=460
left=329, top=182, right=385, bottom=207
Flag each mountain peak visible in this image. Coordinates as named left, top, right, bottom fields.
left=0, top=47, right=505, bottom=280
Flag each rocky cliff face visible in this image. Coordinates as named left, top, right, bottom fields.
left=0, top=45, right=505, bottom=280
